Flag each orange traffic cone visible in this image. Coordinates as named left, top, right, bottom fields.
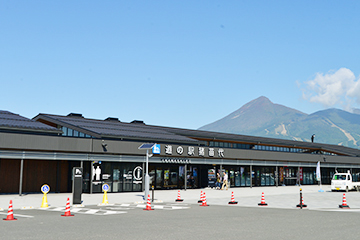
left=296, top=196, right=307, bottom=208
left=198, top=191, right=203, bottom=203
left=61, top=197, right=74, bottom=217
left=144, top=194, right=154, bottom=211
left=175, top=190, right=184, bottom=202
left=200, top=192, right=209, bottom=206
left=228, top=191, right=238, bottom=205
left=258, top=192, right=268, bottom=206
left=3, top=200, right=17, bottom=221
left=339, top=193, right=350, bottom=208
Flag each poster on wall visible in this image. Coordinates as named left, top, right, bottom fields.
left=208, top=169, right=215, bottom=179
left=92, top=162, right=102, bottom=182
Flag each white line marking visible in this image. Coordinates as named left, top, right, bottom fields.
left=0, top=212, right=34, bottom=218
left=107, top=207, right=132, bottom=210
left=70, top=208, right=83, bottom=213
left=153, top=205, right=164, bottom=209
left=103, top=211, right=121, bottom=215
left=84, top=209, right=99, bottom=214
left=48, top=207, right=64, bottom=211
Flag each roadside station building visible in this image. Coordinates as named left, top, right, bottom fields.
left=1, top=110, right=360, bottom=194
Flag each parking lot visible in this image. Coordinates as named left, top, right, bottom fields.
left=2, top=185, right=360, bottom=239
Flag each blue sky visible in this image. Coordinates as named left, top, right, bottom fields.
left=1, top=1, right=360, bottom=129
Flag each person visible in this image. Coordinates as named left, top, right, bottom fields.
left=187, top=173, right=191, bottom=188
left=221, top=172, right=228, bottom=190
left=216, top=172, right=221, bottom=190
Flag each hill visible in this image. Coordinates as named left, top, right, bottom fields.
left=199, top=96, right=360, bottom=148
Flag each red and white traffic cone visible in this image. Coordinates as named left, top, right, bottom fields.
left=144, top=194, right=154, bottom=211
left=198, top=191, right=203, bottom=203
left=61, top=197, right=74, bottom=217
left=258, top=192, right=268, bottom=206
left=228, top=191, right=238, bottom=205
left=200, top=192, right=209, bottom=206
left=175, top=190, right=184, bottom=202
left=339, top=193, right=350, bottom=208
left=296, top=196, right=307, bottom=208
left=3, top=200, right=17, bottom=221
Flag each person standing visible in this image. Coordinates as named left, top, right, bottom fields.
left=216, top=172, right=221, bottom=190
left=221, top=172, right=228, bottom=190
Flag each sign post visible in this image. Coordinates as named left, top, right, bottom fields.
left=138, top=143, right=157, bottom=200
left=100, top=183, right=110, bottom=205
left=40, top=184, right=50, bottom=208
left=72, top=167, right=83, bottom=205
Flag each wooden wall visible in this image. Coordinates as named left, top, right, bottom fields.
left=0, top=159, right=71, bottom=194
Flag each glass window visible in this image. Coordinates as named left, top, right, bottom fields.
left=79, top=132, right=85, bottom=137
left=62, top=127, right=68, bottom=136
left=68, top=128, right=73, bottom=136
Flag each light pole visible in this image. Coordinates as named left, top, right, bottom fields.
left=138, top=143, right=156, bottom=200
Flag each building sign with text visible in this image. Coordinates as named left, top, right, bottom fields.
left=159, top=145, right=225, bottom=158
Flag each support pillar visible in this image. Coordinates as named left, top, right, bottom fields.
left=250, top=165, right=253, bottom=188
left=19, top=159, right=24, bottom=196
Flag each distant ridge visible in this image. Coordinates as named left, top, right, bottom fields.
left=199, top=96, right=360, bottom=149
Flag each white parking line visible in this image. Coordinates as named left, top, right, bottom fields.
left=70, top=208, right=83, bottom=213
left=0, top=212, right=34, bottom=218
left=310, top=208, right=360, bottom=213
left=153, top=205, right=164, bottom=209
left=84, top=209, right=98, bottom=214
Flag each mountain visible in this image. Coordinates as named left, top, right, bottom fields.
left=353, top=108, right=360, bottom=115
left=199, top=96, right=360, bottom=149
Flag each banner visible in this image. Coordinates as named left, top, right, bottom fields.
left=316, top=161, right=321, bottom=182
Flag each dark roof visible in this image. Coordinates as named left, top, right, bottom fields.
left=152, top=126, right=360, bottom=157
left=34, top=114, right=198, bottom=143
left=33, top=112, right=360, bottom=157
left=0, top=111, right=61, bottom=134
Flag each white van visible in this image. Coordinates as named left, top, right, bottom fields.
left=331, top=170, right=360, bottom=192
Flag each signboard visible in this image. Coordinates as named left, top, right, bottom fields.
left=133, top=166, right=143, bottom=184
left=74, top=168, right=82, bottom=177
left=280, top=167, right=284, bottom=182
left=152, top=144, right=160, bottom=154
left=41, top=184, right=50, bottom=194
left=72, top=167, right=83, bottom=205
left=163, top=144, right=225, bottom=158
left=102, top=183, right=110, bottom=192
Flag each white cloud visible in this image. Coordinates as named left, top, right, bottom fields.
left=302, top=68, right=360, bottom=111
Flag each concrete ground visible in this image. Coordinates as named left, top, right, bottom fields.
left=1, top=184, right=360, bottom=211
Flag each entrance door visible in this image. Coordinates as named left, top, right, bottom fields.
left=253, top=167, right=261, bottom=186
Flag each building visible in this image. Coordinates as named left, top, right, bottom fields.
left=1, top=110, right=360, bottom=194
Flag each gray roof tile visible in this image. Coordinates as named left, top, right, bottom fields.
left=0, top=111, right=60, bottom=132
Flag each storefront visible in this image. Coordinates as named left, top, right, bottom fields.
left=2, top=110, right=360, bottom=195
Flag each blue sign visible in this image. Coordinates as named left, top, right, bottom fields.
left=102, top=183, right=110, bottom=192
left=41, top=184, right=50, bottom=194
left=152, top=144, right=160, bottom=154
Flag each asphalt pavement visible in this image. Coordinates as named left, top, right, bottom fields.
left=2, top=185, right=360, bottom=240
left=1, top=184, right=360, bottom=211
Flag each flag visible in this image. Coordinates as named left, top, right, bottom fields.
left=316, top=161, right=321, bottom=182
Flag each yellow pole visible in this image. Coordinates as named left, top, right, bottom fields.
left=41, top=193, right=49, bottom=208
left=102, top=191, right=109, bottom=205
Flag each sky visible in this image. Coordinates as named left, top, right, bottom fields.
left=1, top=1, right=360, bottom=129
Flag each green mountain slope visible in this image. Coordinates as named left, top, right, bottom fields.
left=199, top=96, right=360, bottom=149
